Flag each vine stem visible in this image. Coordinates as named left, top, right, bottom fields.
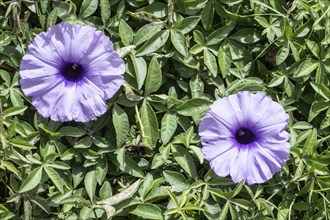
left=167, top=0, right=174, bottom=27
left=135, top=105, right=146, bottom=141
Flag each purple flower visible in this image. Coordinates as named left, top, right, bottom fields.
left=19, top=23, right=125, bottom=122
left=199, top=91, right=290, bottom=185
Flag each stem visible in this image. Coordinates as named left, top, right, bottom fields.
left=135, top=105, right=146, bottom=141
left=167, top=0, right=174, bottom=27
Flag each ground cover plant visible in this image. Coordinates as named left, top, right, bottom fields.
left=0, top=0, right=329, bottom=219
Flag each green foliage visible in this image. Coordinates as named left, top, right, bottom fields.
left=0, top=0, right=330, bottom=219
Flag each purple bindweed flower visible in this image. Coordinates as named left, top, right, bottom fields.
left=19, top=23, right=125, bottom=122
left=199, top=91, right=290, bottom=185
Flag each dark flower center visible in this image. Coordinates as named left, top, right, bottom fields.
left=61, top=63, right=84, bottom=82
left=235, top=128, right=255, bottom=144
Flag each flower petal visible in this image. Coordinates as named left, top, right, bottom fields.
left=86, top=74, right=124, bottom=100
left=38, top=23, right=96, bottom=63
left=202, top=137, right=236, bottom=161
left=230, top=147, right=250, bottom=184
left=209, top=145, right=239, bottom=177
left=75, top=79, right=108, bottom=121
left=84, top=52, right=125, bottom=99
left=208, top=98, right=240, bottom=132
left=199, top=113, right=234, bottom=139
left=25, top=33, right=64, bottom=69
left=21, top=74, right=63, bottom=97
left=254, top=102, right=289, bottom=137
left=49, top=80, right=108, bottom=122
left=20, top=54, right=60, bottom=80
left=256, top=132, right=290, bottom=166
left=78, top=29, right=115, bottom=65
left=31, top=82, right=66, bottom=118
left=49, top=82, right=77, bottom=122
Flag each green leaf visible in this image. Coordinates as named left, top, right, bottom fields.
left=171, top=29, right=188, bottom=57
left=140, top=100, right=159, bottom=147
left=254, top=16, right=269, bottom=27
left=99, top=181, right=112, bottom=199
left=306, top=40, right=319, bottom=58
left=190, top=44, right=203, bottom=55
left=136, top=2, right=167, bottom=18
left=291, top=20, right=312, bottom=38
left=292, top=59, right=319, bottom=78
left=84, top=170, right=97, bottom=202
left=138, top=173, right=153, bottom=198
left=171, top=145, right=197, bottom=178
left=2, top=106, right=27, bottom=118
left=79, top=206, right=92, bottom=220
left=206, top=21, right=236, bottom=46
left=177, top=98, right=212, bottom=116
left=145, top=57, right=162, bottom=95
left=277, top=200, right=290, bottom=220
left=100, top=0, right=111, bottom=25
left=302, top=128, right=317, bottom=156
left=276, top=40, right=290, bottom=65
left=161, top=113, right=178, bottom=145
left=218, top=41, right=232, bottom=78
left=204, top=49, right=218, bottom=77
left=292, top=159, right=304, bottom=181
left=44, top=166, right=64, bottom=194
left=29, top=196, right=50, bottom=214
left=96, top=180, right=140, bottom=206
left=48, top=161, right=71, bottom=170
left=130, top=204, right=164, bottom=220
left=201, top=0, right=215, bottom=30
left=74, top=136, right=92, bottom=149
left=219, top=201, right=229, bottom=220
left=310, top=82, right=330, bottom=100
left=19, top=166, right=43, bottom=193
left=10, top=89, right=24, bottom=107
left=189, top=145, right=203, bottom=164
left=172, top=16, right=200, bottom=34
left=0, top=33, right=13, bottom=47
left=268, top=75, right=285, bottom=87
left=151, top=145, right=170, bottom=169
left=59, top=126, right=86, bottom=137
left=112, top=104, right=129, bottom=147
left=23, top=199, right=32, bottom=220
left=166, top=188, right=179, bottom=207
left=230, top=29, right=262, bottom=44
left=10, top=139, right=36, bottom=150
left=0, top=69, right=11, bottom=86
left=292, top=121, right=313, bottom=130
left=96, top=158, right=108, bottom=185
left=1, top=161, right=20, bottom=179
left=78, top=0, right=98, bottom=18
left=134, top=22, right=164, bottom=46
left=111, top=148, right=144, bottom=177
left=190, top=75, right=204, bottom=98
left=72, top=165, right=85, bottom=188
left=163, top=170, right=189, bottom=192
left=144, top=187, right=168, bottom=202
left=231, top=181, right=244, bottom=198
left=119, top=19, right=133, bottom=46
left=284, top=77, right=294, bottom=97
left=131, top=55, right=147, bottom=90
left=136, top=30, right=169, bottom=57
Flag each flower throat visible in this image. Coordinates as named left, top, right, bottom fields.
left=61, top=63, right=84, bottom=82
left=235, top=128, right=255, bottom=144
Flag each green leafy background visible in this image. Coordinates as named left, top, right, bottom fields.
left=0, top=0, right=329, bottom=219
